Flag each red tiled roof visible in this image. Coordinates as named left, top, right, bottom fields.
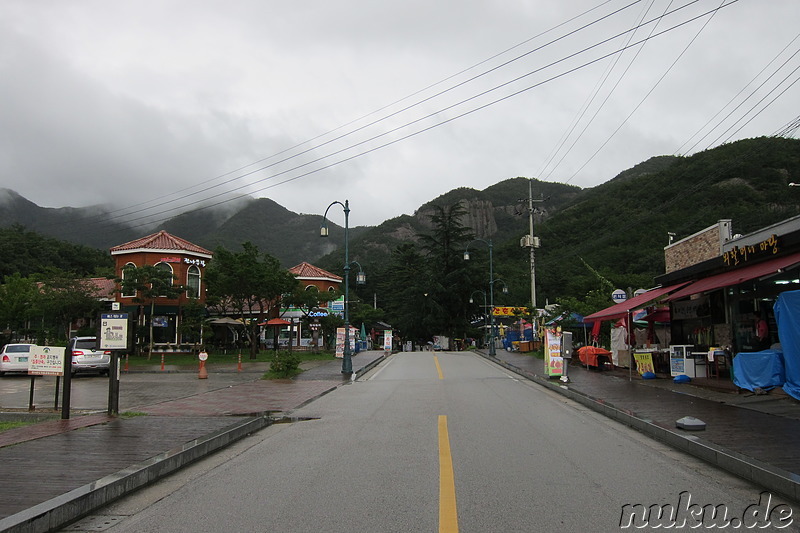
left=289, top=262, right=342, bottom=282
left=110, top=230, right=212, bottom=256
left=87, top=277, right=116, bottom=300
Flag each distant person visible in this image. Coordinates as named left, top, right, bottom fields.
left=755, top=312, right=769, bottom=350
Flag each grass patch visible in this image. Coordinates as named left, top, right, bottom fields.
left=120, top=411, right=148, bottom=418
left=0, top=421, right=35, bottom=432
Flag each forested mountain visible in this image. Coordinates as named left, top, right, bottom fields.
left=1, top=136, right=798, bottom=309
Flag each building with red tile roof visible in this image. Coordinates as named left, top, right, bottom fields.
left=110, top=230, right=213, bottom=350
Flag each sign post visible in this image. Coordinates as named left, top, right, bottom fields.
left=100, top=312, right=129, bottom=415
left=28, top=346, right=66, bottom=412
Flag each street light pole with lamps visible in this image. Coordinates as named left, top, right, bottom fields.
left=320, top=199, right=365, bottom=374
left=464, top=239, right=497, bottom=356
left=469, top=290, right=488, bottom=347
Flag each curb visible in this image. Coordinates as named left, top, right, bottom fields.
left=478, top=351, right=800, bottom=503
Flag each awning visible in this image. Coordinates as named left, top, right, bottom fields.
left=260, top=318, right=291, bottom=326
left=584, top=282, right=689, bottom=322
left=666, top=251, right=800, bottom=302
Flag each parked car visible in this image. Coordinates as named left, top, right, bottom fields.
left=69, top=336, right=111, bottom=376
left=0, top=343, right=36, bottom=376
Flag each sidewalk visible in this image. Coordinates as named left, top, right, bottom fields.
left=483, top=349, right=800, bottom=504
left=0, top=351, right=388, bottom=533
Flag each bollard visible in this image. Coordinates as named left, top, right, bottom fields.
left=198, top=351, right=208, bottom=379
left=237, top=352, right=242, bottom=372
left=124, top=353, right=129, bottom=372
left=161, top=353, right=165, bottom=371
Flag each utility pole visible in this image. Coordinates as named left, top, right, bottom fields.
left=521, top=179, right=545, bottom=343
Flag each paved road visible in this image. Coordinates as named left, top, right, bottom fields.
left=75, top=351, right=796, bottom=532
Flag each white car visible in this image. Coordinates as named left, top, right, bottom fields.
left=0, top=343, right=35, bottom=375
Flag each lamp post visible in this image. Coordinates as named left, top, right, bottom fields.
left=464, top=239, right=497, bottom=356
left=321, top=199, right=365, bottom=374
left=470, top=290, right=488, bottom=348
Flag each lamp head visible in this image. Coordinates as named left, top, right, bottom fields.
left=356, top=271, right=366, bottom=285
left=320, top=222, right=329, bottom=237
left=463, top=251, right=470, bottom=261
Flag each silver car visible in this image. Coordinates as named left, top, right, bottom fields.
left=0, top=343, right=35, bottom=375
left=69, top=337, right=111, bottom=376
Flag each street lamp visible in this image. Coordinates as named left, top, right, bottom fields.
left=464, top=239, right=497, bottom=356
left=470, top=290, right=488, bottom=348
left=321, top=199, right=366, bottom=374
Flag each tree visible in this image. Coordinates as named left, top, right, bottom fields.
left=418, top=203, right=478, bottom=342
left=205, top=242, right=297, bottom=359
left=179, top=298, right=210, bottom=352
left=34, top=268, right=105, bottom=343
left=117, top=264, right=183, bottom=357
left=0, top=273, right=38, bottom=343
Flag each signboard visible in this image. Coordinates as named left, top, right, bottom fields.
left=544, top=327, right=563, bottom=376
left=100, top=313, right=129, bottom=350
left=611, top=289, right=627, bottom=303
left=493, top=306, right=529, bottom=316
left=633, top=351, right=655, bottom=375
left=383, top=329, right=393, bottom=352
left=29, top=346, right=66, bottom=376
left=334, top=327, right=357, bottom=358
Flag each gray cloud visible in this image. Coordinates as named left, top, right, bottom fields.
left=0, top=0, right=797, bottom=227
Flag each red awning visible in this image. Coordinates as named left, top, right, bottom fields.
left=666, top=251, right=800, bottom=302
left=260, top=318, right=291, bottom=326
left=584, top=282, right=689, bottom=322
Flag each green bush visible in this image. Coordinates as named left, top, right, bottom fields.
left=269, top=350, right=301, bottom=378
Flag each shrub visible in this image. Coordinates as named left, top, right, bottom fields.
left=269, top=350, right=301, bottom=378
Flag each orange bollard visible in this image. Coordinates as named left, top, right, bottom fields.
left=161, top=353, right=165, bottom=371
left=237, top=352, right=242, bottom=372
left=198, top=351, right=208, bottom=379
left=124, top=353, right=129, bottom=372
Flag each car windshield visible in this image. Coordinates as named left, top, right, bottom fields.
left=75, top=340, right=97, bottom=350
left=6, top=345, right=31, bottom=353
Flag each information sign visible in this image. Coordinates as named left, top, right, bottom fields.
left=100, top=313, right=129, bottom=350
left=29, top=346, right=65, bottom=376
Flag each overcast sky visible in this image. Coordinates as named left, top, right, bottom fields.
left=1, top=0, right=798, bottom=228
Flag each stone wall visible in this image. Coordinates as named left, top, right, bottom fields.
left=664, top=220, right=732, bottom=273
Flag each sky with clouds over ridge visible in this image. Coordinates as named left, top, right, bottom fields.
left=0, top=0, right=798, bottom=227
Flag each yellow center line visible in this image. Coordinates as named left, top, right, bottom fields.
left=438, top=415, right=459, bottom=533
left=434, top=355, right=444, bottom=380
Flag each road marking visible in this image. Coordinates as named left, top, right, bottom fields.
left=434, top=355, right=444, bottom=380
left=438, top=415, right=459, bottom=532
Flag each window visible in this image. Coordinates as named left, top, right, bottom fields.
left=187, top=265, right=201, bottom=299
left=121, top=263, right=137, bottom=297
left=155, top=262, right=174, bottom=296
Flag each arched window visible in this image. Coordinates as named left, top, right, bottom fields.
left=305, top=285, right=316, bottom=291
left=121, top=262, right=137, bottom=297
left=186, top=265, right=201, bottom=299
left=155, top=262, right=174, bottom=296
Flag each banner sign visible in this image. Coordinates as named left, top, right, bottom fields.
left=493, top=306, right=529, bottom=316
left=544, top=327, right=563, bottom=376
left=383, top=329, right=393, bottom=352
left=633, top=351, right=655, bottom=375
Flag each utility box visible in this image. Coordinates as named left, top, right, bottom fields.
left=562, top=331, right=573, bottom=359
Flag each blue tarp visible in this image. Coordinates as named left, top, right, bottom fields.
left=733, top=350, right=785, bottom=392
left=774, top=290, right=800, bottom=400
